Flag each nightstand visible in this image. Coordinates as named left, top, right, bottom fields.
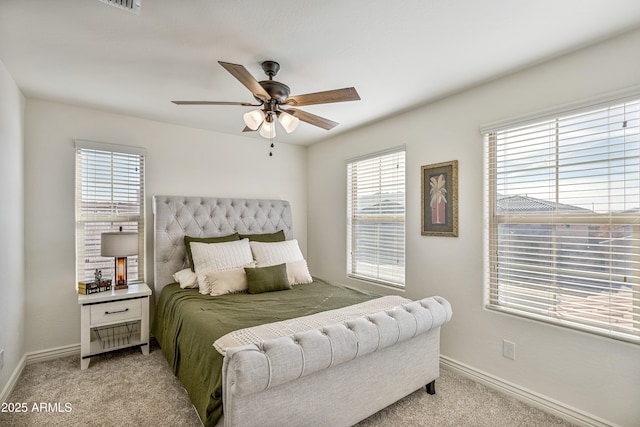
left=78, top=282, right=152, bottom=369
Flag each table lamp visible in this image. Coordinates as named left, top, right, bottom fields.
left=101, top=228, right=139, bottom=288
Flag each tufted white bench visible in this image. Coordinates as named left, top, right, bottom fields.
left=222, top=296, right=452, bottom=426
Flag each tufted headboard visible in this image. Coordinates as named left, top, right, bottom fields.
left=153, top=195, right=293, bottom=297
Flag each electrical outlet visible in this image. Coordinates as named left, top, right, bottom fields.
left=503, top=340, right=515, bottom=360
left=0, top=349, right=4, bottom=370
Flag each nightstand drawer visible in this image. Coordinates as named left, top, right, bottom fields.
left=91, top=299, right=141, bottom=326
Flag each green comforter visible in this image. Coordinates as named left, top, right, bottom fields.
left=152, top=279, right=378, bottom=427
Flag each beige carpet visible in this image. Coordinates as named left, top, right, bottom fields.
left=1, top=342, right=576, bottom=427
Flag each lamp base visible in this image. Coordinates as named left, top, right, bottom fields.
left=114, top=257, right=129, bottom=289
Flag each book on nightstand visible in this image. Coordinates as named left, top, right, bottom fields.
left=78, top=280, right=112, bottom=295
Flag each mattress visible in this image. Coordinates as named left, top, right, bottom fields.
left=152, top=278, right=379, bottom=427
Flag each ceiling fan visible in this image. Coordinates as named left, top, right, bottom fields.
left=172, top=60, right=361, bottom=139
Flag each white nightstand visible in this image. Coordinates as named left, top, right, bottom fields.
left=78, top=282, right=152, bottom=369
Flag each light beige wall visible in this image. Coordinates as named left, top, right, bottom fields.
left=23, top=99, right=308, bottom=353
left=307, top=28, right=640, bottom=426
left=0, top=59, right=25, bottom=395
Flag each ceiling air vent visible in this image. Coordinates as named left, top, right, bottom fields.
left=98, top=0, right=142, bottom=15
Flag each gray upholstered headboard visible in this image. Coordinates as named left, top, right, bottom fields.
left=153, top=195, right=293, bottom=297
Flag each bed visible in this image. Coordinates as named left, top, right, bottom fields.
left=152, top=195, right=452, bottom=427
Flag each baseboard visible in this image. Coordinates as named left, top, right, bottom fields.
left=25, top=344, right=80, bottom=365
left=1, top=344, right=80, bottom=403
left=440, top=355, right=617, bottom=427
left=0, top=353, right=26, bottom=404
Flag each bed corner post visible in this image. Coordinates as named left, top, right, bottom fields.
left=425, top=380, right=436, bottom=395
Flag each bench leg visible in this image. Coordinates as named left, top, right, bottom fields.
left=425, top=380, right=436, bottom=395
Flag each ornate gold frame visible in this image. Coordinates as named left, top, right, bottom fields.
left=421, top=160, right=458, bottom=237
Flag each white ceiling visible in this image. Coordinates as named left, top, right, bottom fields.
left=1, top=1, right=640, bottom=146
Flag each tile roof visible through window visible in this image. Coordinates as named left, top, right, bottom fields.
left=496, top=195, right=593, bottom=213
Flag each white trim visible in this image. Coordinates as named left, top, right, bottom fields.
left=0, top=354, right=26, bottom=403
left=440, top=355, right=618, bottom=427
left=1, top=345, right=80, bottom=403
left=479, top=85, right=640, bottom=134
left=25, top=344, right=80, bottom=365
left=345, top=144, right=406, bottom=165
left=74, top=139, right=146, bottom=156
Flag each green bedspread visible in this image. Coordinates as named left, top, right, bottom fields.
left=152, top=279, right=378, bottom=427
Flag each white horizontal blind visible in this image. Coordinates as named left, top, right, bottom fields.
left=486, top=98, right=640, bottom=343
left=75, top=142, right=145, bottom=284
left=347, top=148, right=406, bottom=287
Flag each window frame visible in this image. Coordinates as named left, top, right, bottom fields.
left=75, top=140, right=146, bottom=285
left=346, top=147, right=406, bottom=288
left=483, top=94, right=640, bottom=344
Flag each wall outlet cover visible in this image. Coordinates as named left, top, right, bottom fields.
left=503, top=340, right=516, bottom=360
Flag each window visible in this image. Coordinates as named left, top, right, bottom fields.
left=484, top=97, right=639, bottom=343
left=347, top=148, right=406, bottom=287
left=75, top=140, right=145, bottom=284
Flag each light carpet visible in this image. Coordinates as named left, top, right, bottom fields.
left=1, top=342, right=577, bottom=427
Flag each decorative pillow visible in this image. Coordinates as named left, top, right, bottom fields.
left=245, top=263, right=291, bottom=294
left=184, top=233, right=240, bottom=271
left=286, top=259, right=313, bottom=285
left=206, top=264, right=255, bottom=296
left=249, top=239, right=305, bottom=267
left=239, top=230, right=285, bottom=242
left=190, top=238, right=254, bottom=294
left=173, top=268, right=198, bottom=289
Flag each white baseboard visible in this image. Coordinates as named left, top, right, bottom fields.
left=0, top=354, right=26, bottom=404
left=25, top=344, right=80, bottom=365
left=1, top=344, right=80, bottom=403
left=440, top=355, right=617, bottom=427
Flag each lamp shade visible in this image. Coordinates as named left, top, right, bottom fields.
left=243, top=109, right=265, bottom=131
left=278, top=111, right=299, bottom=133
left=259, top=118, right=276, bottom=138
left=101, top=232, right=139, bottom=257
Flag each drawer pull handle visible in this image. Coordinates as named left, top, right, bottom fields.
left=105, top=308, right=129, bottom=315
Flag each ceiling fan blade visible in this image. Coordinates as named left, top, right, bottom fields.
left=285, top=108, right=338, bottom=130
left=242, top=126, right=255, bottom=132
left=172, top=101, right=261, bottom=106
left=285, top=87, right=360, bottom=107
left=218, top=61, right=271, bottom=101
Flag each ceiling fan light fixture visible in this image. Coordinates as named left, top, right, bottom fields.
left=259, top=117, right=276, bottom=139
left=278, top=111, right=299, bottom=134
left=243, top=109, right=265, bottom=131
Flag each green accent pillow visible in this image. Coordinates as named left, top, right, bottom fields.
left=184, top=233, right=240, bottom=271
left=239, top=229, right=286, bottom=242
left=245, top=263, right=291, bottom=294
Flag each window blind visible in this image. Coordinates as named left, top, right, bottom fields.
left=485, top=98, right=640, bottom=343
left=347, top=148, right=406, bottom=287
left=75, top=141, right=145, bottom=284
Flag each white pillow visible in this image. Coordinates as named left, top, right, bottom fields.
left=249, top=240, right=312, bottom=285
left=250, top=239, right=305, bottom=267
left=191, top=238, right=254, bottom=294
left=173, top=268, right=198, bottom=289
left=206, top=264, right=254, bottom=296
left=286, top=259, right=313, bottom=285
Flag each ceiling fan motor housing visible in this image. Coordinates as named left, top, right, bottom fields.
left=258, top=80, right=290, bottom=103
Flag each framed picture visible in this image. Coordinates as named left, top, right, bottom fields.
left=421, top=160, right=458, bottom=237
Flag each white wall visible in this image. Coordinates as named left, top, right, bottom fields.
left=307, top=28, right=640, bottom=426
left=0, top=59, right=25, bottom=395
left=23, top=99, right=308, bottom=353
